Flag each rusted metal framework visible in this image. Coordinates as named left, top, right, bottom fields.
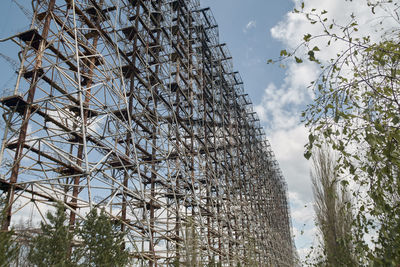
left=0, top=0, right=294, bottom=266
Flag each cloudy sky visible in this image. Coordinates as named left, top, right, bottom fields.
left=0, top=0, right=390, bottom=262
left=201, top=0, right=393, bottom=260
left=200, top=0, right=316, bottom=257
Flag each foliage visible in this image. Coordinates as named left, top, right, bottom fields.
left=281, top=0, right=400, bottom=265
left=243, top=238, right=258, bottom=266
left=0, top=226, right=19, bottom=266
left=75, top=208, right=129, bottom=267
left=172, top=217, right=201, bottom=267
left=28, top=204, right=129, bottom=267
left=28, top=202, right=76, bottom=267
left=309, top=147, right=355, bottom=266
left=0, top=195, right=19, bottom=266
left=183, top=217, right=199, bottom=266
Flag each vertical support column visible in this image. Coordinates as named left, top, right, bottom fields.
left=172, top=2, right=182, bottom=264
left=2, top=0, right=56, bottom=231
left=122, top=0, right=140, bottom=241
left=69, top=2, right=101, bottom=228
left=149, top=1, right=163, bottom=266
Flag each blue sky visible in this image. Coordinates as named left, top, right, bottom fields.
left=0, top=0, right=320, bottom=260
left=0, top=2, right=31, bottom=92
left=201, top=0, right=294, bottom=101
left=201, top=0, right=399, bottom=261
left=201, top=0, right=315, bottom=256
left=1, top=0, right=395, bottom=262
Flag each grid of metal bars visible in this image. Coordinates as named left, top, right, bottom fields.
left=0, top=0, right=295, bottom=266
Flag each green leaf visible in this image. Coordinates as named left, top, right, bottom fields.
left=308, top=50, right=316, bottom=61
left=341, top=180, right=349, bottom=187
left=304, top=150, right=312, bottom=160
left=375, top=122, right=384, bottom=133
left=304, top=34, right=312, bottom=42
left=295, top=56, right=303, bottom=63
left=308, top=133, right=315, bottom=144
left=392, top=116, right=399, bottom=125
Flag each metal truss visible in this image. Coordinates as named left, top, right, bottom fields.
left=0, top=0, right=295, bottom=266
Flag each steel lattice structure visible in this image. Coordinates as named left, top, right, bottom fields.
left=0, top=0, right=295, bottom=266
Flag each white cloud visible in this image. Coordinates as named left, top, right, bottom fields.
left=270, top=126, right=311, bottom=195
left=262, top=0, right=399, bottom=261
left=243, top=20, right=256, bottom=33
